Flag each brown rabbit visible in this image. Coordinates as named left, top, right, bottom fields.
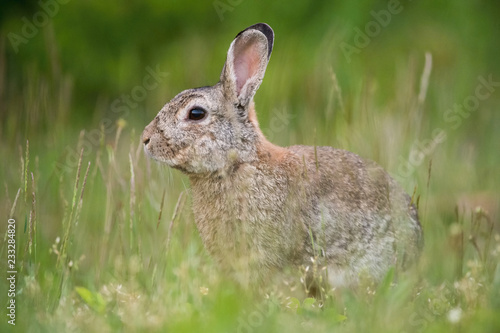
left=142, top=23, right=423, bottom=289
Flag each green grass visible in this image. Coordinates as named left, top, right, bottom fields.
left=1, top=1, right=500, bottom=332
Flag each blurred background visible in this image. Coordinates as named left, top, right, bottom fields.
left=1, top=0, right=499, bottom=332
left=2, top=0, right=499, bottom=139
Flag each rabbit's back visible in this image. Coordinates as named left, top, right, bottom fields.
left=289, top=145, right=422, bottom=286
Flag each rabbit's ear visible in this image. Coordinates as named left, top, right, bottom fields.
left=220, top=23, right=274, bottom=107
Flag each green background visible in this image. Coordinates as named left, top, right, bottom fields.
left=1, top=0, right=499, bottom=332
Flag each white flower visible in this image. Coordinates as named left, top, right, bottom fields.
left=447, top=307, right=462, bottom=324
left=199, top=287, right=209, bottom=295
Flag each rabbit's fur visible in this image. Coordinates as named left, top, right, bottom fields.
left=142, top=23, right=423, bottom=288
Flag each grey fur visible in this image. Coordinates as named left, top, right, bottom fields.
left=142, top=23, right=423, bottom=288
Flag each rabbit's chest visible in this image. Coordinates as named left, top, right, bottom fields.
left=192, top=172, right=278, bottom=233
left=190, top=166, right=299, bottom=265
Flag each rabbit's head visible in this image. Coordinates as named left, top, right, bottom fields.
left=142, top=23, right=274, bottom=174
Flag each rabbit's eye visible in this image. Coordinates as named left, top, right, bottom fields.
left=188, top=108, right=206, bottom=121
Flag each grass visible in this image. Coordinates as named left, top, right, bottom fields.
left=1, top=2, right=500, bottom=332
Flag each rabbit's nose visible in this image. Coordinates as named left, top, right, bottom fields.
left=141, top=129, right=152, bottom=145
left=142, top=119, right=157, bottom=145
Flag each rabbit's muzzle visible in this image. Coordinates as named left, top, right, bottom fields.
left=142, top=117, right=173, bottom=162
left=142, top=118, right=157, bottom=147
left=142, top=117, right=192, bottom=172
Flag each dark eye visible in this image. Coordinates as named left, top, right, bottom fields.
left=188, top=108, right=207, bottom=121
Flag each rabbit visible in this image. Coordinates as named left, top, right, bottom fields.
left=142, top=23, right=423, bottom=290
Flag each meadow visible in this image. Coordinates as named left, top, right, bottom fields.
left=1, top=0, right=499, bottom=332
